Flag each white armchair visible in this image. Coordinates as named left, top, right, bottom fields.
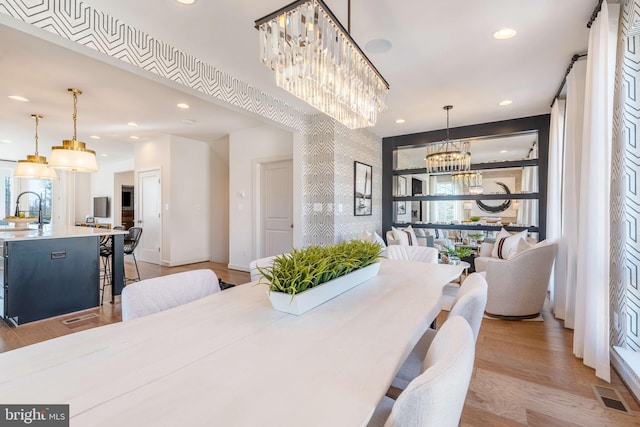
left=477, top=241, right=557, bottom=319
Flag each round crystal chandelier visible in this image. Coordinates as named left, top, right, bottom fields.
left=425, top=105, right=471, bottom=173
left=452, top=171, right=482, bottom=187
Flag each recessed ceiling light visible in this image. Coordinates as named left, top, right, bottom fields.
left=493, top=28, right=517, bottom=40
left=182, top=119, right=196, bottom=125
left=395, top=119, right=406, bottom=124
left=365, top=39, right=392, bottom=54
left=500, top=150, right=508, bottom=153
left=175, top=0, right=195, bottom=4
left=498, top=100, right=513, bottom=106
left=129, top=136, right=139, bottom=140
left=1, top=139, right=13, bottom=144
left=128, top=122, right=139, bottom=127
left=100, top=153, right=108, bottom=157
left=177, top=103, right=190, bottom=109
left=8, top=95, right=29, bottom=102
left=90, top=135, right=101, bottom=139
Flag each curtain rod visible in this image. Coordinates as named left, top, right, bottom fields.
left=550, top=53, right=588, bottom=108
left=587, top=0, right=604, bottom=28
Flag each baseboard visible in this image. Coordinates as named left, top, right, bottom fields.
left=611, top=346, right=640, bottom=402
left=162, top=258, right=210, bottom=267
left=227, top=263, right=250, bottom=272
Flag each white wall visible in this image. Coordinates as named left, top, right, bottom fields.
left=134, top=135, right=210, bottom=267
left=168, top=135, right=210, bottom=265
left=70, top=159, right=135, bottom=226
left=209, top=136, right=230, bottom=263
left=228, top=125, right=293, bottom=271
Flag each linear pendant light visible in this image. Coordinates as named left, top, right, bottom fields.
left=49, top=88, right=98, bottom=172
left=255, top=0, right=389, bottom=129
left=14, top=114, right=57, bottom=180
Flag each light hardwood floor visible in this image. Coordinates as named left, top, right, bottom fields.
left=0, top=260, right=639, bottom=426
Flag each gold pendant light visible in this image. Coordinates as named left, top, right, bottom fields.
left=14, top=114, right=57, bottom=180
left=49, top=88, right=98, bottom=172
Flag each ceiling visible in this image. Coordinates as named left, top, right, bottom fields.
left=0, top=0, right=593, bottom=166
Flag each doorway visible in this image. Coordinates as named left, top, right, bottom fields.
left=258, top=159, right=293, bottom=258
left=137, top=169, right=161, bottom=265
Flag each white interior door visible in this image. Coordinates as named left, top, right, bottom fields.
left=262, top=160, right=293, bottom=257
left=138, top=169, right=161, bottom=265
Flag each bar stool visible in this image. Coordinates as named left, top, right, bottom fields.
left=124, top=227, right=143, bottom=283
left=99, top=226, right=126, bottom=305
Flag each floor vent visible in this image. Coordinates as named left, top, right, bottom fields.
left=593, top=385, right=631, bottom=414
left=61, top=313, right=98, bottom=325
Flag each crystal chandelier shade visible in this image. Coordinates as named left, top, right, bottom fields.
left=14, top=114, right=57, bottom=180
left=256, top=0, right=389, bottom=129
left=452, top=171, right=482, bottom=187
left=49, top=88, right=98, bottom=173
left=425, top=106, right=471, bottom=173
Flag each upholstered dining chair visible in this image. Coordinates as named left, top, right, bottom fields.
left=121, top=269, right=220, bottom=321
left=249, top=254, right=280, bottom=282
left=367, top=316, right=475, bottom=427
left=385, top=245, right=438, bottom=264
left=391, top=273, right=487, bottom=390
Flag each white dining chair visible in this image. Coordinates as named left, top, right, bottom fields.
left=368, top=316, right=475, bottom=427
left=249, top=254, right=281, bottom=282
left=121, top=269, right=220, bottom=321
left=385, top=245, right=438, bottom=264
left=392, top=273, right=487, bottom=390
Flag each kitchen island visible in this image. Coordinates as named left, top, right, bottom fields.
left=0, top=225, right=127, bottom=325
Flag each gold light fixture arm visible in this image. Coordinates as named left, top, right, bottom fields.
left=69, top=88, right=82, bottom=141
left=31, top=114, right=43, bottom=157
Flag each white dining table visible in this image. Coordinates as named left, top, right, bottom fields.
left=0, top=259, right=463, bottom=427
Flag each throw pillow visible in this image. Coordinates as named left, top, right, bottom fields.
left=391, top=227, right=410, bottom=246
left=361, top=231, right=374, bottom=242
left=373, top=231, right=387, bottom=248
left=491, top=229, right=528, bottom=260
left=414, top=228, right=426, bottom=238
left=392, top=226, right=419, bottom=246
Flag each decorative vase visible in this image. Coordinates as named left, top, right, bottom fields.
left=268, top=262, right=380, bottom=315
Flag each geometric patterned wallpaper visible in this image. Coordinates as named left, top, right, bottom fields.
left=301, top=115, right=382, bottom=246
left=610, top=0, right=640, bottom=350
left=0, top=0, right=383, bottom=247
left=0, top=0, right=307, bottom=132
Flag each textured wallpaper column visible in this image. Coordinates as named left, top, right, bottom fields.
left=301, top=115, right=336, bottom=246
left=333, top=125, right=382, bottom=243
left=610, top=0, right=640, bottom=349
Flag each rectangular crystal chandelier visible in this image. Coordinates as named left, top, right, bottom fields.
left=255, top=0, right=389, bottom=129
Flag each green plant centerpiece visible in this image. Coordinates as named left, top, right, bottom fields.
left=260, top=240, right=383, bottom=297
left=440, top=245, right=473, bottom=265
left=467, top=232, right=485, bottom=242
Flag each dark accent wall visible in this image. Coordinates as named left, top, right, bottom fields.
left=382, top=114, right=551, bottom=239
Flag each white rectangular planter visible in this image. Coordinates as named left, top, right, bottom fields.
left=268, top=262, right=381, bottom=315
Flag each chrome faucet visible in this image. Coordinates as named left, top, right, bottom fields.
left=14, top=191, right=44, bottom=230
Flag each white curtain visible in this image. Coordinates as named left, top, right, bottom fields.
left=551, top=1, right=619, bottom=381
left=556, top=60, right=587, bottom=326
left=547, top=99, right=565, bottom=312
left=573, top=1, right=619, bottom=382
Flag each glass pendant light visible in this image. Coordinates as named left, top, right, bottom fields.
left=49, top=88, right=98, bottom=172
left=14, top=114, right=57, bottom=180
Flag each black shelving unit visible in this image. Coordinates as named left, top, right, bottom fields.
left=382, top=114, right=550, bottom=240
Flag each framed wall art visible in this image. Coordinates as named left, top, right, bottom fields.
left=354, top=161, right=372, bottom=216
